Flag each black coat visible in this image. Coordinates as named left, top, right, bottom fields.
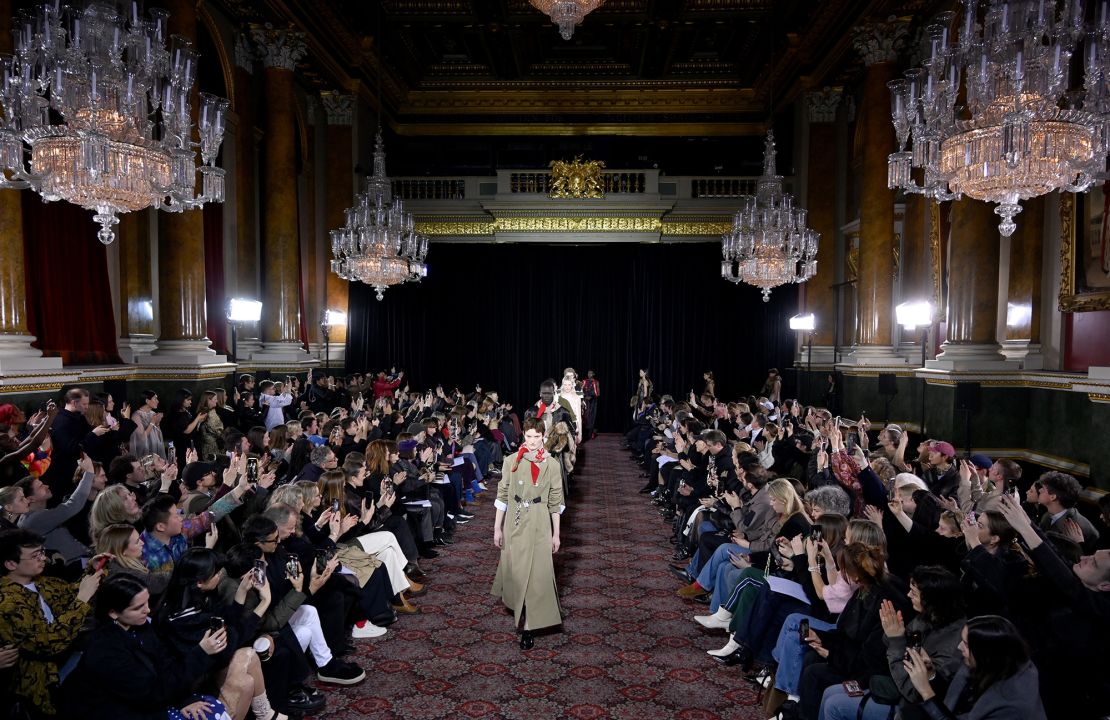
left=41, top=408, right=91, bottom=499
left=63, top=621, right=220, bottom=720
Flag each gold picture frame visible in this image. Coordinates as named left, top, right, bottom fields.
left=1059, top=189, right=1110, bottom=312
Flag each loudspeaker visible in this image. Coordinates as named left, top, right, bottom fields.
left=878, top=373, right=898, bottom=395
left=955, top=382, right=981, bottom=412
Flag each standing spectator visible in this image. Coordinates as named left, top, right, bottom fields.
left=129, top=390, right=166, bottom=461
left=259, top=381, right=293, bottom=432
left=1033, top=471, right=1100, bottom=551
left=40, top=389, right=92, bottom=504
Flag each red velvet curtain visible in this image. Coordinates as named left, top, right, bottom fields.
left=203, top=203, right=227, bottom=353
left=21, top=193, right=122, bottom=364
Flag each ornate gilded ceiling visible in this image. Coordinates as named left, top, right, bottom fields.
left=217, top=0, right=945, bottom=136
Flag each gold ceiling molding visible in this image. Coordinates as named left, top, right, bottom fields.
left=661, top=221, right=733, bottom=236
left=394, top=122, right=768, bottom=137
left=415, top=217, right=734, bottom=235
left=416, top=221, right=496, bottom=236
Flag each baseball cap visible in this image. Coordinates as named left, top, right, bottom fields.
left=968, top=453, right=993, bottom=470
left=928, top=441, right=956, bottom=458
left=182, top=461, right=218, bottom=488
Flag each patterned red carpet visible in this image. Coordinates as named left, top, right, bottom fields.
left=317, top=434, right=763, bottom=720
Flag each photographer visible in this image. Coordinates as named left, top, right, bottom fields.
left=155, top=548, right=286, bottom=720
left=818, top=566, right=966, bottom=720
left=238, top=515, right=365, bottom=686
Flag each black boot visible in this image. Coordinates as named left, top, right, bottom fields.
left=519, top=630, right=534, bottom=650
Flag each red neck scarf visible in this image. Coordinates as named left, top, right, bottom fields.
left=512, top=446, right=546, bottom=485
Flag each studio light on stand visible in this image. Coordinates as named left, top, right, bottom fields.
left=226, top=298, right=262, bottom=365
left=896, top=300, right=934, bottom=436
left=789, top=313, right=816, bottom=404
left=321, top=309, right=347, bottom=374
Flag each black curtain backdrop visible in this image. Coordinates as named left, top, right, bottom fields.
left=346, top=242, right=796, bottom=432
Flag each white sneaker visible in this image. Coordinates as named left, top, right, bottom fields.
left=694, top=614, right=731, bottom=630
left=352, top=621, right=387, bottom=639
left=707, top=638, right=740, bottom=657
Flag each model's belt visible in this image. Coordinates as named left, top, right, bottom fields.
left=514, top=494, right=543, bottom=505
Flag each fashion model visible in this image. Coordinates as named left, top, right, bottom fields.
left=491, top=418, right=564, bottom=649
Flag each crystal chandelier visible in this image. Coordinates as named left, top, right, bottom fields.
left=528, top=0, right=604, bottom=40
left=330, top=129, right=428, bottom=301
left=887, top=0, right=1110, bottom=237
left=722, top=131, right=820, bottom=302
left=0, top=2, right=228, bottom=245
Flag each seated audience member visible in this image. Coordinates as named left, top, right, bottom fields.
left=15, top=455, right=97, bottom=567
left=818, top=565, right=967, bottom=720
left=94, top=522, right=171, bottom=597
left=62, top=573, right=231, bottom=720
left=903, top=615, right=1046, bottom=720
left=1031, top=471, right=1100, bottom=551
left=0, top=529, right=102, bottom=716
left=155, top=548, right=288, bottom=720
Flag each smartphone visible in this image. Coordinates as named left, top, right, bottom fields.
left=208, top=616, right=225, bottom=633
left=842, top=680, right=864, bottom=697
left=907, top=630, right=923, bottom=650
left=285, top=557, right=300, bottom=577
left=315, top=549, right=332, bottom=575
left=91, top=555, right=110, bottom=573
left=799, top=618, right=811, bottom=644
left=251, top=559, right=267, bottom=586
left=331, top=499, right=340, bottom=513
left=810, top=525, right=823, bottom=544
left=166, top=440, right=176, bottom=457
left=246, top=457, right=259, bottom=483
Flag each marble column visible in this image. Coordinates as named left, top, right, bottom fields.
left=144, top=0, right=221, bottom=365
left=301, top=98, right=321, bottom=356
left=321, top=91, right=354, bottom=364
left=801, top=87, right=842, bottom=366
left=896, top=191, right=931, bottom=361
left=116, top=212, right=157, bottom=362
left=1002, top=195, right=1045, bottom=368
left=250, top=25, right=312, bottom=362
left=846, top=20, right=908, bottom=365
left=927, top=198, right=1015, bottom=370
left=231, top=32, right=262, bottom=357
left=0, top=0, right=60, bottom=374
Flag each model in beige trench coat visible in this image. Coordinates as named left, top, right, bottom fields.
left=490, top=447, right=565, bottom=633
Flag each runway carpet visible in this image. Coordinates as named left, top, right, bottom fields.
left=318, top=434, right=763, bottom=720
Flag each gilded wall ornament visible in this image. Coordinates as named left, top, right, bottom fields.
left=549, top=157, right=606, bottom=199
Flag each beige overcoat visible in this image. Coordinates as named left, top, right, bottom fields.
left=490, top=452, right=564, bottom=630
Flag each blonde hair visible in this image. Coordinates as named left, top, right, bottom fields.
left=285, top=420, right=303, bottom=440
left=294, top=480, right=320, bottom=509
left=846, top=519, right=887, bottom=550
left=89, top=485, right=140, bottom=543
left=95, top=523, right=147, bottom=574
left=268, top=484, right=304, bottom=511
left=767, top=478, right=808, bottom=523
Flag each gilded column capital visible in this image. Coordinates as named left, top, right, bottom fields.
left=806, top=87, right=842, bottom=124
left=234, top=33, right=254, bottom=73
left=852, top=17, right=909, bottom=66
left=250, top=23, right=307, bottom=71
left=321, top=92, right=355, bottom=126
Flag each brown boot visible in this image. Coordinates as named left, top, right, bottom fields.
left=391, top=593, right=421, bottom=614
left=676, top=582, right=709, bottom=599
left=406, top=577, right=426, bottom=596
